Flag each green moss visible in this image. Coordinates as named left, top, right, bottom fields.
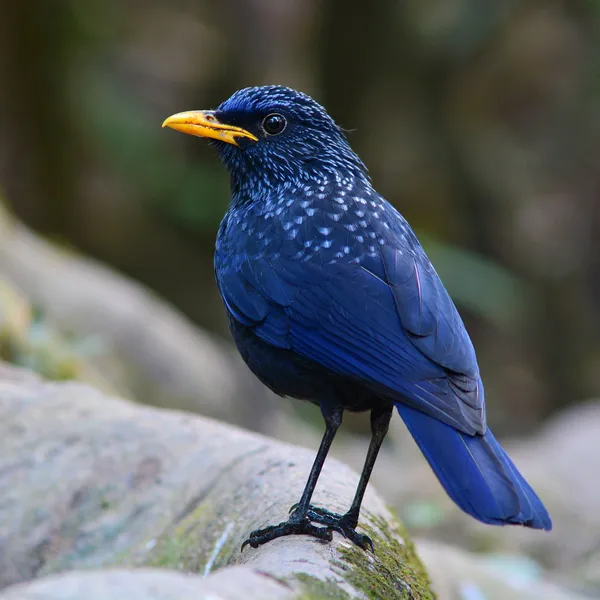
left=138, top=489, right=433, bottom=598
left=288, top=510, right=434, bottom=599
left=142, top=499, right=241, bottom=574
left=333, top=512, right=434, bottom=600
left=145, top=536, right=192, bottom=570
left=293, top=573, right=351, bottom=599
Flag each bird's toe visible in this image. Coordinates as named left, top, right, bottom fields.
left=241, top=517, right=333, bottom=551
left=306, top=505, right=344, bottom=524
left=305, top=509, right=374, bottom=551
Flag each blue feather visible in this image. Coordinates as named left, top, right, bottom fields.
left=396, top=402, right=552, bottom=529
left=194, top=85, right=553, bottom=533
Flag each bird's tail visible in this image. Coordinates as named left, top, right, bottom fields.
left=395, top=403, right=552, bottom=530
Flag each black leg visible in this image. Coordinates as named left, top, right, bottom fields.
left=241, top=403, right=343, bottom=550
left=345, top=406, right=393, bottom=524
left=306, top=406, right=393, bottom=551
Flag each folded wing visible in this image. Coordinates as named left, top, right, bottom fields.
left=218, top=246, right=485, bottom=434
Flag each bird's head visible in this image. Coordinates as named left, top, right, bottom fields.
left=163, top=85, right=368, bottom=193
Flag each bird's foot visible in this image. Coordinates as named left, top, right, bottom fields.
left=289, top=504, right=374, bottom=551
left=241, top=511, right=333, bottom=551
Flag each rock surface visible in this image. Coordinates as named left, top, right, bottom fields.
left=417, top=540, right=589, bottom=600
left=0, top=201, right=271, bottom=426
left=1, top=208, right=595, bottom=598
left=0, top=568, right=293, bottom=600
left=0, top=362, right=433, bottom=599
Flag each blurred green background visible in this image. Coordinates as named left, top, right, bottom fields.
left=1, top=0, right=599, bottom=435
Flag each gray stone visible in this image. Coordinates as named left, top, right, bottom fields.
left=0, top=363, right=433, bottom=599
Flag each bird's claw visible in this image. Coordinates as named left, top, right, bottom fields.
left=302, top=505, right=374, bottom=552
left=334, top=526, right=374, bottom=552
left=306, top=505, right=343, bottom=522
left=241, top=516, right=333, bottom=551
left=288, top=503, right=342, bottom=519
left=261, top=504, right=373, bottom=551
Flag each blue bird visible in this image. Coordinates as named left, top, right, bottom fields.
left=163, top=85, right=552, bottom=550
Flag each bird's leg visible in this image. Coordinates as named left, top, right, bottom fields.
left=241, top=403, right=343, bottom=550
left=305, top=406, right=393, bottom=551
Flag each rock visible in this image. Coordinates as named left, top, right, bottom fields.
left=0, top=362, right=433, bottom=599
left=0, top=360, right=41, bottom=385
left=417, top=540, right=589, bottom=600
left=0, top=202, right=272, bottom=427
left=0, top=568, right=293, bottom=600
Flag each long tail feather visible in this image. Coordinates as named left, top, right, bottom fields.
left=396, top=403, right=552, bottom=530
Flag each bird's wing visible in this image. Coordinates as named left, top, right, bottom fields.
left=379, top=243, right=479, bottom=377
left=218, top=248, right=485, bottom=434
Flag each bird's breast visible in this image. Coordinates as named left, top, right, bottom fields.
left=216, top=181, right=413, bottom=271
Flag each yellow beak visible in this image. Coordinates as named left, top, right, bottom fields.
left=162, top=111, right=258, bottom=146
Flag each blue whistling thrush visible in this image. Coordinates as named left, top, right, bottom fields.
left=163, top=86, right=552, bottom=551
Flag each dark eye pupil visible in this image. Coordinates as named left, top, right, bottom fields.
left=263, top=114, right=286, bottom=135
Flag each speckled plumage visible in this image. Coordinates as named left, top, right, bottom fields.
left=173, top=85, right=551, bottom=547
left=214, top=87, right=484, bottom=431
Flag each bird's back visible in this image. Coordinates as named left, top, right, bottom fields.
left=215, top=172, right=484, bottom=434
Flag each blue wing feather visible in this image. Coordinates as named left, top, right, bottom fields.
left=217, top=267, right=269, bottom=323
left=218, top=246, right=484, bottom=434
left=380, top=243, right=478, bottom=378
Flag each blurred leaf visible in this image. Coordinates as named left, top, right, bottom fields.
left=482, top=553, right=543, bottom=585
left=407, top=0, right=519, bottom=62
left=73, top=70, right=229, bottom=233
left=402, top=501, right=445, bottom=529
left=422, top=235, right=533, bottom=328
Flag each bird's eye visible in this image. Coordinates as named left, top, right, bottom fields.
left=262, top=113, right=287, bottom=136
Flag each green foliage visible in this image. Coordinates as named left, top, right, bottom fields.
left=423, top=235, right=532, bottom=329
left=0, top=281, right=108, bottom=384
left=3, top=0, right=600, bottom=418
left=74, top=71, right=230, bottom=233
left=0, top=282, right=79, bottom=380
